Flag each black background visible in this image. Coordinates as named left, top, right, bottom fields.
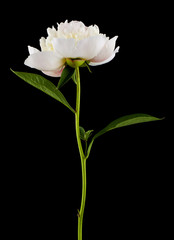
left=5, top=1, right=171, bottom=239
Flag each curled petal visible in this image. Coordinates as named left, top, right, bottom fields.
left=40, top=37, right=47, bottom=51
left=89, top=36, right=118, bottom=63
left=57, top=20, right=85, bottom=37
left=76, top=35, right=107, bottom=60
left=89, top=46, right=120, bottom=66
left=57, top=20, right=99, bottom=39
left=42, top=67, right=64, bottom=77
left=24, top=51, right=65, bottom=71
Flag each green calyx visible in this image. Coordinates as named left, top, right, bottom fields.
left=66, top=58, right=85, bottom=68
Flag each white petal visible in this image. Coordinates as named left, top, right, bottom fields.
left=24, top=51, right=65, bottom=71
left=75, top=35, right=107, bottom=60
left=28, top=46, right=40, bottom=55
left=57, top=21, right=100, bottom=39
left=40, top=37, right=47, bottom=51
left=89, top=36, right=118, bottom=62
left=52, top=38, right=76, bottom=58
left=42, top=67, right=64, bottom=77
left=52, top=35, right=107, bottom=60
left=47, top=26, right=57, bottom=37
left=58, top=20, right=85, bottom=35
left=89, top=46, right=120, bottom=66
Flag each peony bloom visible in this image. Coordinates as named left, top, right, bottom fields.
left=24, top=20, right=120, bottom=77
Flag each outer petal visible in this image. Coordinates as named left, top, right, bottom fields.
left=52, top=38, right=76, bottom=58
left=42, top=67, right=64, bottom=77
left=52, top=35, right=107, bottom=60
left=24, top=51, right=65, bottom=71
left=89, top=36, right=118, bottom=63
left=89, top=46, right=120, bottom=66
left=75, top=35, right=107, bottom=60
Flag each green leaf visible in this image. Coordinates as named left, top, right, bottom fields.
left=86, top=113, right=163, bottom=159
left=11, top=70, right=75, bottom=114
left=58, top=65, right=75, bottom=89
left=80, top=126, right=86, bottom=141
left=80, top=127, right=94, bottom=142
left=86, top=130, right=94, bottom=140
left=93, top=114, right=161, bottom=139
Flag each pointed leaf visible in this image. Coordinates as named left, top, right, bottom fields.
left=94, top=114, right=162, bottom=139
left=85, top=130, right=94, bottom=140
left=58, top=65, right=75, bottom=89
left=11, top=70, right=75, bottom=113
left=86, top=113, right=162, bottom=159
left=80, top=127, right=94, bottom=142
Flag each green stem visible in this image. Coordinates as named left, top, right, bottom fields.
left=75, top=67, right=87, bottom=240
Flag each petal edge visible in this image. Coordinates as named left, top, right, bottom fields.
left=89, top=46, right=120, bottom=66
left=24, top=51, right=65, bottom=71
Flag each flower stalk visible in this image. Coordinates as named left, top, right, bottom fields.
left=75, top=67, right=87, bottom=240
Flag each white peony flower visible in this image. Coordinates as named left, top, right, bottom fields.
left=24, top=20, right=120, bottom=77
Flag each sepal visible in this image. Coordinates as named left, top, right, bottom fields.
left=66, top=58, right=85, bottom=68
